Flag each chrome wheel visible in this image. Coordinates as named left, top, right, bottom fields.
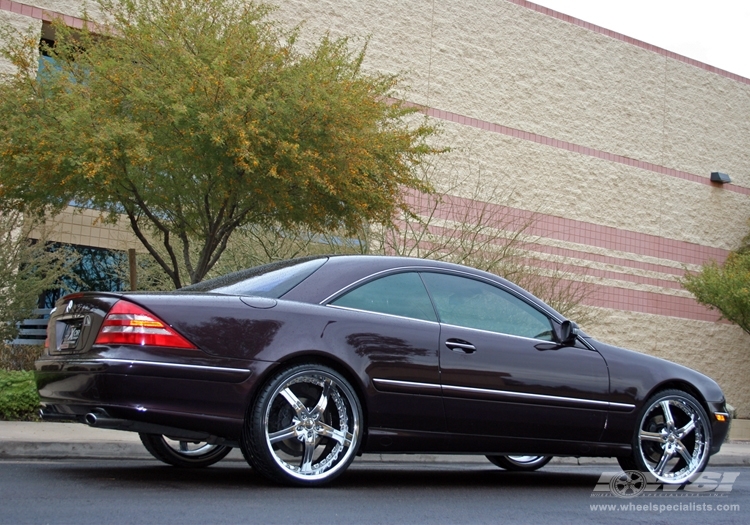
left=244, top=364, right=362, bottom=486
left=631, top=390, right=711, bottom=484
left=486, top=454, right=553, bottom=471
left=139, top=433, right=232, bottom=468
left=163, top=438, right=220, bottom=456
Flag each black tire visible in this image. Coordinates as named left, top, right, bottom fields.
left=242, top=363, right=363, bottom=487
left=139, top=433, right=232, bottom=468
left=620, top=389, right=711, bottom=484
left=486, top=455, right=553, bottom=471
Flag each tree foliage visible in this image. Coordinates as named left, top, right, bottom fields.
left=0, top=211, right=78, bottom=343
left=0, top=0, right=437, bottom=287
left=682, top=234, right=750, bottom=336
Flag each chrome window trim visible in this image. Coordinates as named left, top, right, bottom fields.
left=325, top=304, right=440, bottom=325
left=438, top=321, right=555, bottom=344
left=320, top=266, right=428, bottom=305
left=320, top=265, right=596, bottom=350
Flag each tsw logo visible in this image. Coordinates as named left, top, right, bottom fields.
left=592, top=471, right=740, bottom=498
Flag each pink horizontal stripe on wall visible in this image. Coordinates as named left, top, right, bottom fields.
left=404, top=190, right=730, bottom=268
left=507, top=252, right=684, bottom=292
left=522, top=240, right=686, bottom=278
left=418, top=106, right=750, bottom=197
left=0, top=0, right=86, bottom=29
left=581, top=279, right=721, bottom=323
left=512, top=0, right=750, bottom=86
left=491, top=272, right=719, bottom=323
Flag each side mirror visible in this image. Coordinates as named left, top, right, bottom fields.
left=558, top=320, right=579, bottom=346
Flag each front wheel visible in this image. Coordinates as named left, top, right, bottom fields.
left=139, top=433, right=232, bottom=468
left=486, top=455, right=553, bottom=471
left=619, top=389, right=711, bottom=484
left=242, top=363, right=363, bottom=486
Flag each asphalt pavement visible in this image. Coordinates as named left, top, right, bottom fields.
left=1, top=421, right=748, bottom=466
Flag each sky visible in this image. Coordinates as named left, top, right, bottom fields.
left=531, top=0, right=750, bottom=79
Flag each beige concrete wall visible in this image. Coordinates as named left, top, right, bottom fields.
left=435, top=120, right=748, bottom=251
left=3, top=1, right=749, bottom=414
left=39, top=206, right=142, bottom=252
left=0, top=1, right=102, bottom=74
left=274, top=0, right=750, bottom=191
left=0, top=9, right=41, bottom=75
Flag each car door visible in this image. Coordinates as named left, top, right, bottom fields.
left=420, top=271, right=609, bottom=443
left=327, top=271, right=444, bottom=434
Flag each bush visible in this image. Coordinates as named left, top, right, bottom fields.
left=0, top=370, right=39, bottom=421
left=0, top=343, right=43, bottom=371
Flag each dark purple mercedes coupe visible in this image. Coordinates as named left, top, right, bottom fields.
left=35, top=255, right=730, bottom=486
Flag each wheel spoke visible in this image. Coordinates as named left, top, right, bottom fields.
left=654, top=448, right=673, bottom=475
left=660, top=400, right=675, bottom=428
left=317, top=422, right=353, bottom=447
left=280, top=387, right=309, bottom=419
left=676, top=442, right=695, bottom=466
left=639, top=430, right=666, bottom=443
left=268, top=424, right=301, bottom=444
left=311, top=379, right=332, bottom=419
left=676, top=418, right=696, bottom=440
left=300, top=440, right=316, bottom=473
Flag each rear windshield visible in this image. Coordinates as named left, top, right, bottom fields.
left=181, top=257, right=328, bottom=298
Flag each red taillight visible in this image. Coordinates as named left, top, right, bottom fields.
left=95, top=300, right=197, bottom=349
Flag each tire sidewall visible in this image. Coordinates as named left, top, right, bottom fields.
left=245, top=363, right=363, bottom=486
left=630, top=389, right=711, bottom=484
left=487, top=455, right=553, bottom=471
left=139, top=433, right=232, bottom=468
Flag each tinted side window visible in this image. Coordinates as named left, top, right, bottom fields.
left=330, top=272, right=437, bottom=322
left=420, top=272, right=553, bottom=340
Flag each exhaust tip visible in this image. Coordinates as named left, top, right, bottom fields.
left=85, top=412, right=98, bottom=426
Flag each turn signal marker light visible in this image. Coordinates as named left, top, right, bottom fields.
left=95, top=300, right=197, bottom=349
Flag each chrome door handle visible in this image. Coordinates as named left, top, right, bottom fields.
left=445, top=339, right=476, bottom=353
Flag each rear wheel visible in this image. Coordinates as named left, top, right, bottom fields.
left=242, top=363, right=362, bottom=486
left=139, top=433, right=232, bottom=468
left=619, top=389, right=711, bottom=484
left=486, top=455, right=553, bottom=471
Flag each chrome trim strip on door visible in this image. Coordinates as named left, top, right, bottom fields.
left=373, top=377, right=635, bottom=411
left=372, top=378, right=442, bottom=396
left=92, top=358, right=251, bottom=375
left=442, top=384, right=634, bottom=411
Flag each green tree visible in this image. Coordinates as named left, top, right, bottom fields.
left=682, top=235, right=750, bottom=336
left=0, top=210, right=78, bottom=343
left=0, top=0, right=437, bottom=288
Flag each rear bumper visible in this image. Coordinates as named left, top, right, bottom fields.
left=35, top=353, right=274, bottom=443
left=39, top=405, right=240, bottom=446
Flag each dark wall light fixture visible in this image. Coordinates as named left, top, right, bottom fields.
left=710, top=172, right=731, bottom=184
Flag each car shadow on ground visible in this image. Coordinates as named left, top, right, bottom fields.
left=43, top=459, right=603, bottom=491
